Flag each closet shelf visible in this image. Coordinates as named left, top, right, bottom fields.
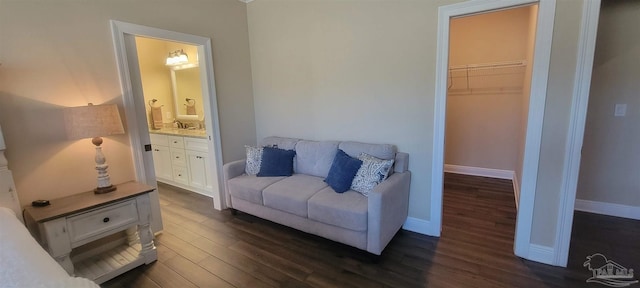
left=448, top=60, right=527, bottom=93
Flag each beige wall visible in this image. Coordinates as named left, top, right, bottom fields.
left=248, top=0, right=587, bottom=248
left=248, top=0, right=464, bottom=220
left=136, top=37, right=173, bottom=126
left=445, top=7, right=532, bottom=171
left=0, top=0, right=256, bottom=205
left=0, top=0, right=592, bottom=250
left=577, top=0, right=640, bottom=206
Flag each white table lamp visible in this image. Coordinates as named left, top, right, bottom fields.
left=64, top=103, right=125, bottom=194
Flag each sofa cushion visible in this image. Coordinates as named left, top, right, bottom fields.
left=338, top=141, right=396, bottom=160
left=257, top=147, right=296, bottom=177
left=228, top=175, right=286, bottom=205
left=308, top=187, right=368, bottom=231
left=260, top=136, right=299, bottom=150
left=295, top=140, right=339, bottom=178
left=263, top=174, right=327, bottom=217
left=324, top=149, right=362, bottom=193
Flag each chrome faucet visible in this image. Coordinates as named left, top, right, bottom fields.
left=174, top=120, right=187, bottom=129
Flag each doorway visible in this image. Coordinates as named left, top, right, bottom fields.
left=442, top=4, right=537, bottom=251
left=134, top=37, right=217, bottom=199
left=110, top=21, right=226, bottom=233
left=432, top=0, right=556, bottom=263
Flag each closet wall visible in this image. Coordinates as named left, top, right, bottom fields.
left=445, top=6, right=536, bottom=181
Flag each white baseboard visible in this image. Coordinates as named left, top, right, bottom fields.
left=512, top=174, right=520, bottom=210
left=444, top=164, right=514, bottom=180
left=528, top=244, right=555, bottom=265
left=574, top=199, right=640, bottom=220
left=403, top=217, right=439, bottom=236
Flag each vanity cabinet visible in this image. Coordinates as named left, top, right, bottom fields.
left=186, top=149, right=213, bottom=191
left=150, top=134, right=172, bottom=181
left=149, top=133, right=214, bottom=197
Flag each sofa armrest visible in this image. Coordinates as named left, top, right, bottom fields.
left=367, top=171, right=411, bottom=255
left=223, top=159, right=246, bottom=207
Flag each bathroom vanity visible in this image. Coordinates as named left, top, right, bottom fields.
left=149, top=129, right=216, bottom=197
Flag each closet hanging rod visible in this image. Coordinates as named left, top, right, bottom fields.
left=449, top=60, right=526, bottom=71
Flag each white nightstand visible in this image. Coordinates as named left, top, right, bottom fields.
left=24, top=181, right=158, bottom=284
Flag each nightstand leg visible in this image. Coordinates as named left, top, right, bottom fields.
left=138, top=223, right=157, bottom=264
left=54, top=254, right=74, bottom=275
left=43, top=218, right=75, bottom=275
left=126, top=227, right=140, bottom=246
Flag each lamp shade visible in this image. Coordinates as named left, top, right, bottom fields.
left=64, top=104, right=125, bottom=140
left=0, top=124, right=6, bottom=150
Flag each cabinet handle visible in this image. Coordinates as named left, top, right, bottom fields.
left=178, top=174, right=182, bottom=177
left=154, top=149, right=159, bottom=152
left=103, top=217, right=110, bottom=223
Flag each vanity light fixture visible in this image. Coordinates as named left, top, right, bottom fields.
left=165, top=49, right=189, bottom=66
left=64, top=103, right=125, bottom=194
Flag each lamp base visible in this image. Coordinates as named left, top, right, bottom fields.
left=94, top=185, right=117, bottom=194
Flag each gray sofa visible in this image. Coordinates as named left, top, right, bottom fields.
left=222, top=137, right=411, bottom=255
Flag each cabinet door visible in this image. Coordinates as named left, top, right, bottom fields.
left=152, top=145, right=172, bottom=181
left=186, top=150, right=211, bottom=193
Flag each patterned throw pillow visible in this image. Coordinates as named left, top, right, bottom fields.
left=245, top=145, right=263, bottom=175
left=350, top=153, right=395, bottom=196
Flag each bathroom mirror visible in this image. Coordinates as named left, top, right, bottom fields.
left=170, top=64, right=204, bottom=121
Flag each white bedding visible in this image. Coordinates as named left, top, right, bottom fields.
left=0, top=207, right=99, bottom=288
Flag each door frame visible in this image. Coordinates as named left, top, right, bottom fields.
left=110, top=21, right=226, bottom=227
left=431, top=0, right=556, bottom=262
left=553, top=0, right=601, bottom=267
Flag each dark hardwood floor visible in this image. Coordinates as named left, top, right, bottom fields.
left=102, top=174, right=639, bottom=287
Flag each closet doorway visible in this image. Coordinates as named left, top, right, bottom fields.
left=432, top=0, right=557, bottom=264
left=442, top=4, right=537, bottom=253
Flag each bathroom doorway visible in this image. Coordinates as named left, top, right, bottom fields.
left=111, top=21, right=225, bottom=233
left=134, top=37, right=217, bottom=199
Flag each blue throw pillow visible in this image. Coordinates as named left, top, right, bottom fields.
left=257, top=147, right=296, bottom=177
left=324, top=149, right=363, bottom=193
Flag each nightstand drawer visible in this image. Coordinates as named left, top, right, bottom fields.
left=67, top=200, right=139, bottom=244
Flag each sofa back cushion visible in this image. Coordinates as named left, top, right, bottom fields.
left=295, top=140, right=339, bottom=178
left=260, top=136, right=300, bottom=150
left=338, top=141, right=396, bottom=160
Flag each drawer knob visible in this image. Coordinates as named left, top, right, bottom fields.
left=103, top=217, right=110, bottom=223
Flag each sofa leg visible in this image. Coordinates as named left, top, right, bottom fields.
left=230, top=208, right=238, bottom=216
